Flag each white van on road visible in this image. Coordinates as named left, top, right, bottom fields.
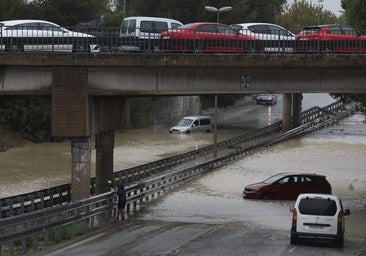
left=169, top=116, right=212, bottom=134
left=289, top=193, right=351, bottom=247
left=119, top=16, right=183, bottom=52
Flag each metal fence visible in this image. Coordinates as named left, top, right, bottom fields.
left=1, top=25, right=366, bottom=54
left=0, top=100, right=348, bottom=220
left=0, top=102, right=355, bottom=255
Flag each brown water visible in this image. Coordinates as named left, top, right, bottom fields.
left=0, top=96, right=365, bottom=238
left=139, top=113, right=366, bottom=239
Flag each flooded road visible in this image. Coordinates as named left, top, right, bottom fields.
left=139, top=112, right=366, bottom=239
left=0, top=94, right=365, bottom=240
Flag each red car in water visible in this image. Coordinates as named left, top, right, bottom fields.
left=243, top=172, right=332, bottom=200
left=160, top=22, right=258, bottom=53
left=295, top=24, right=366, bottom=53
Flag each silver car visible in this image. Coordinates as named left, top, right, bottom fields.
left=231, top=22, right=295, bottom=53
left=0, top=19, right=99, bottom=52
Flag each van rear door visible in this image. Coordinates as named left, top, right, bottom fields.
left=297, top=197, right=338, bottom=235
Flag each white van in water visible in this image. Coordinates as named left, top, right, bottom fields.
left=169, top=116, right=212, bottom=134
left=119, top=16, right=183, bottom=52
left=289, top=193, right=351, bottom=247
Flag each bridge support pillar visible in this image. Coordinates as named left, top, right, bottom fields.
left=282, top=93, right=303, bottom=131
left=71, top=137, right=91, bottom=201
left=292, top=93, right=303, bottom=128
left=95, top=131, right=115, bottom=194
left=282, top=94, right=292, bottom=131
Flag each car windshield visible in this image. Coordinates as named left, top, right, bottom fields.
left=177, top=23, right=195, bottom=30
left=263, top=173, right=284, bottom=184
left=177, top=118, right=193, bottom=126
left=299, top=28, right=320, bottom=35
left=299, top=198, right=338, bottom=216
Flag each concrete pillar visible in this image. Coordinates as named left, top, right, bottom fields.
left=71, top=137, right=91, bottom=201
left=292, top=93, right=303, bottom=128
left=282, top=93, right=292, bottom=131
left=95, top=131, right=115, bottom=195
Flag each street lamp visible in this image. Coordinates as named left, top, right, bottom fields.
left=204, top=5, right=232, bottom=158
left=204, top=5, right=233, bottom=23
left=317, top=0, right=324, bottom=26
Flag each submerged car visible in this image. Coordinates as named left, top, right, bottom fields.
left=243, top=172, right=332, bottom=200
left=161, top=22, right=258, bottom=53
left=290, top=193, right=350, bottom=247
left=0, top=19, right=99, bottom=52
left=256, top=94, right=277, bottom=105
left=169, top=115, right=212, bottom=134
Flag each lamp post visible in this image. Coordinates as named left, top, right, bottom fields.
left=204, top=5, right=232, bottom=158
left=204, top=5, right=233, bottom=23
left=317, top=0, right=324, bottom=26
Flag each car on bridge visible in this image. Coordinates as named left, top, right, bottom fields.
left=243, top=172, right=332, bottom=200
left=161, top=22, right=259, bottom=53
left=295, top=24, right=366, bottom=53
left=230, top=23, right=295, bottom=53
left=0, top=19, right=99, bottom=52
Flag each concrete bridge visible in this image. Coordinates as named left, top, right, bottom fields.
left=1, top=52, right=365, bottom=201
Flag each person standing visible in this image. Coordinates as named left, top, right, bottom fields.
left=117, top=183, right=127, bottom=221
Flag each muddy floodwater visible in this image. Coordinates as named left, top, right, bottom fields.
left=0, top=94, right=365, bottom=239
left=139, top=113, right=366, bottom=239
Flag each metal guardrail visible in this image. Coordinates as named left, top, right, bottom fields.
left=0, top=102, right=355, bottom=255
left=1, top=26, right=366, bottom=54
left=0, top=100, right=348, bottom=219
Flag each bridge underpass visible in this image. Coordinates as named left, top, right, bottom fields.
left=0, top=53, right=365, bottom=201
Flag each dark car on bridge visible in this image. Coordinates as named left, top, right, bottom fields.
left=256, top=94, right=277, bottom=105
left=243, top=172, right=332, bottom=200
left=160, top=22, right=258, bottom=53
left=295, top=24, right=366, bottom=53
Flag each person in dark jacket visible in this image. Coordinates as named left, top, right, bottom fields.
left=117, top=183, right=127, bottom=221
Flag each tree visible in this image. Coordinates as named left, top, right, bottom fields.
left=277, top=0, right=337, bottom=33
left=0, top=0, right=29, bottom=20
left=31, top=0, right=108, bottom=26
left=341, top=0, right=366, bottom=30
left=126, top=0, right=286, bottom=25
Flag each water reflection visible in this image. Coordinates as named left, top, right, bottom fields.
left=139, top=113, right=366, bottom=238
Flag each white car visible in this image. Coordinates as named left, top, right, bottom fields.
left=230, top=22, right=295, bottom=53
left=289, top=193, right=351, bottom=247
left=0, top=19, right=99, bottom=52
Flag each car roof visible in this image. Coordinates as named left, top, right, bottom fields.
left=0, top=19, right=60, bottom=27
left=278, top=172, right=326, bottom=177
left=123, top=16, right=182, bottom=24
left=296, top=193, right=338, bottom=200
left=234, top=22, right=287, bottom=28
left=183, top=115, right=211, bottom=119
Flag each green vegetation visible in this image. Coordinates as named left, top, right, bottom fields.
left=0, top=96, right=51, bottom=143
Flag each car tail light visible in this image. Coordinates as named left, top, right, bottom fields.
left=292, top=208, right=297, bottom=226
left=337, top=210, right=343, bottom=229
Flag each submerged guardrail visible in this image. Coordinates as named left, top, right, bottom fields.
left=0, top=100, right=348, bottom=219
left=0, top=101, right=355, bottom=255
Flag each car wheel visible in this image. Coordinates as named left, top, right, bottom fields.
left=260, top=193, right=273, bottom=200
left=205, top=130, right=211, bottom=134
left=290, top=234, right=298, bottom=245
left=7, top=44, right=24, bottom=52
left=335, top=234, right=344, bottom=247
left=194, top=40, right=204, bottom=53
left=185, top=131, right=191, bottom=135
left=72, top=43, right=90, bottom=53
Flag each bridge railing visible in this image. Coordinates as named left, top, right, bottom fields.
left=1, top=25, right=366, bottom=54
left=0, top=103, right=355, bottom=256
left=0, top=101, right=348, bottom=218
